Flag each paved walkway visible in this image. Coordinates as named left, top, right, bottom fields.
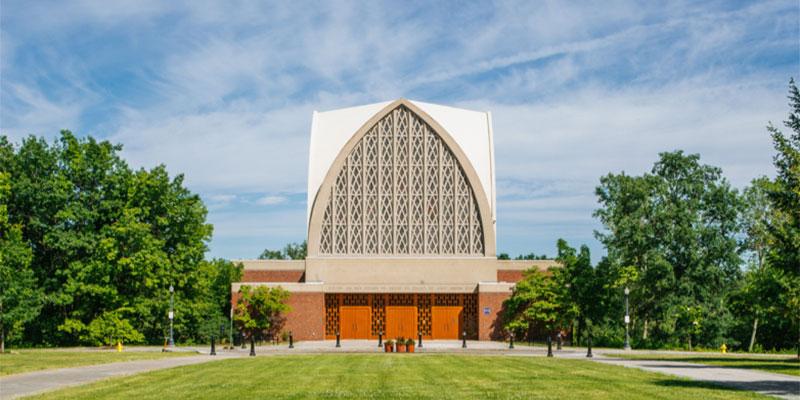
left=587, top=352, right=800, bottom=400
left=0, top=353, right=239, bottom=399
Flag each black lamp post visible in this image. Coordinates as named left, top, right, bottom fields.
left=462, top=331, right=467, bottom=348
left=418, top=332, right=423, bottom=348
left=289, top=331, right=294, bottom=349
left=378, top=331, right=383, bottom=347
left=624, top=286, right=631, bottom=350
left=509, top=331, right=514, bottom=349
left=168, top=285, right=175, bottom=347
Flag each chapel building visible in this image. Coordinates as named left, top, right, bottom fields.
left=231, top=99, right=555, bottom=341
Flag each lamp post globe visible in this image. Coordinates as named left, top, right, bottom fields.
left=168, top=285, right=175, bottom=348
left=623, top=286, right=631, bottom=350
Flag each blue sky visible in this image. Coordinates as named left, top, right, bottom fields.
left=2, top=1, right=798, bottom=261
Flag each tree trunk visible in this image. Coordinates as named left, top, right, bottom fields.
left=688, top=334, right=692, bottom=351
left=642, top=319, right=649, bottom=340
left=748, top=317, right=759, bottom=352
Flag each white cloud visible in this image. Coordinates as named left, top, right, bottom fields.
left=255, top=195, right=288, bottom=206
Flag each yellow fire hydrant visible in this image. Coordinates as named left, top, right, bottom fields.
left=720, top=343, right=727, bottom=354
left=117, top=341, right=123, bottom=352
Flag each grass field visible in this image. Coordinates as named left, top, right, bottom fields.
left=0, top=349, right=190, bottom=376
left=28, top=354, right=766, bottom=399
left=609, top=353, right=800, bottom=377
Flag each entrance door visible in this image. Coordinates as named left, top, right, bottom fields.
left=385, top=306, right=417, bottom=339
left=340, top=306, right=371, bottom=339
left=432, top=306, right=462, bottom=339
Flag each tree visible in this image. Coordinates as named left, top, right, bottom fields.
left=763, top=79, right=800, bottom=355
left=0, top=170, right=42, bottom=352
left=503, top=269, right=563, bottom=340
left=0, top=132, right=221, bottom=345
left=595, top=151, right=743, bottom=349
left=497, top=253, right=510, bottom=260
left=258, top=241, right=307, bottom=260
left=553, top=239, right=598, bottom=345
left=234, top=285, right=290, bottom=340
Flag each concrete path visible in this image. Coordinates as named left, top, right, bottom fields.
left=588, top=352, right=800, bottom=400
left=0, top=353, right=239, bottom=399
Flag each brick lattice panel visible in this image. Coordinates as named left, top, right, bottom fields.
left=434, top=293, right=461, bottom=306
left=371, top=294, right=386, bottom=335
left=417, top=294, right=432, bottom=336
left=388, top=293, right=415, bottom=306
left=342, top=293, right=369, bottom=306
left=325, top=294, right=340, bottom=336
left=464, top=293, right=478, bottom=339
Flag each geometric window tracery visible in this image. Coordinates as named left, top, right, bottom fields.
left=319, top=105, right=485, bottom=256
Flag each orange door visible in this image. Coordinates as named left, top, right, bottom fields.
left=432, top=306, right=462, bottom=339
left=385, top=306, right=418, bottom=339
left=339, top=306, right=371, bottom=339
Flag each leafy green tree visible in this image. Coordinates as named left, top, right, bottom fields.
left=497, top=253, right=510, bottom=260
left=514, top=253, right=550, bottom=260
left=503, top=269, right=563, bottom=340
left=763, top=79, right=800, bottom=354
left=553, top=239, right=599, bottom=345
left=0, top=170, right=42, bottom=352
left=0, top=132, right=221, bottom=345
left=258, top=241, right=307, bottom=260
left=234, top=285, right=291, bottom=340
left=595, top=151, right=743, bottom=349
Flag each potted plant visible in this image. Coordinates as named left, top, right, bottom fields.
left=396, top=337, right=406, bottom=352
left=406, top=338, right=415, bottom=353
left=384, top=340, right=394, bottom=353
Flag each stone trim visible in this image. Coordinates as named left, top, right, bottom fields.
left=231, top=282, right=478, bottom=294
left=494, top=259, right=559, bottom=270
left=235, top=259, right=307, bottom=271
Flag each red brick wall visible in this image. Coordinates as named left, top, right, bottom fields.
left=497, top=270, right=525, bottom=283
left=478, top=292, right=511, bottom=341
left=283, top=292, right=325, bottom=340
left=241, top=270, right=304, bottom=282
left=230, top=290, right=324, bottom=341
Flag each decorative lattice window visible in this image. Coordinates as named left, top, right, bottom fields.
left=325, top=294, right=340, bottom=336
left=371, top=294, right=386, bottom=335
left=464, top=294, right=478, bottom=339
left=418, top=294, right=432, bottom=336
left=318, top=106, right=485, bottom=256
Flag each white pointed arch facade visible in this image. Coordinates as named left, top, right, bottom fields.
left=307, top=99, right=496, bottom=257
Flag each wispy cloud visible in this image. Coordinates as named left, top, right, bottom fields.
left=1, top=0, right=796, bottom=259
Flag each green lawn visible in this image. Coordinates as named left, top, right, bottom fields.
left=609, top=353, right=800, bottom=377
left=29, top=354, right=766, bottom=399
left=0, top=349, right=191, bottom=376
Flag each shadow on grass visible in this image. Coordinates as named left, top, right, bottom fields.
left=641, top=357, right=799, bottom=374
left=656, top=379, right=800, bottom=397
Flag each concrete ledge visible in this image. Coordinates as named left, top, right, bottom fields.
left=234, top=259, right=307, bottom=271
left=478, top=282, right=515, bottom=293
left=495, top=259, right=559, bottom=271
left=232, top=282, right=478, bottom=293
left=232, top=282, right=323, bottom=292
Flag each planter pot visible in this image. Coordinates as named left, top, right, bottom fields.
left=407, top=344, right=415, bottom=353
left=384, top=344, right=393, bottom=353
left=397, top=344, right=406, bottom=352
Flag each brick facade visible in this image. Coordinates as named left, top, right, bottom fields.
left=478, top=291, right=511, bottom=341
left=496, top=270, right=525, bottom=283
left=242, top=270, right=305, bottom=283
left=283, top=292, right=325, bottom=340
left=231, top=289, right=324, bottom=341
